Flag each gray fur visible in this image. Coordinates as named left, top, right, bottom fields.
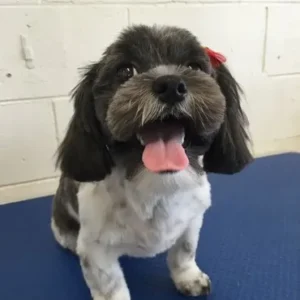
left=52, top=176, right=79, bottom=253
left=107, top=65, right=225, bottom=141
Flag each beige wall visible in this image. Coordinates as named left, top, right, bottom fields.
left=1, top=0, right=300, bottom=203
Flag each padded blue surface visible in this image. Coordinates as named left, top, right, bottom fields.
left=0, top=153, right=300, bottom=300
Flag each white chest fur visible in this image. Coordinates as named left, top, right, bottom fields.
left=77, top=168, right=211, bottom=258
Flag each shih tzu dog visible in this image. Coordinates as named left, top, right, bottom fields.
left=51, top=25, right=253, bottom=300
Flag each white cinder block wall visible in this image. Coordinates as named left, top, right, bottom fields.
left=0, top=0, right=300, bottom=204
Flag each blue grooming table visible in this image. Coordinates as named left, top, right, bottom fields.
left=0, top=153, right=299, bottom=300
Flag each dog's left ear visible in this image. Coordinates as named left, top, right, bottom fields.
left=203, top=63, right=254, bottom=174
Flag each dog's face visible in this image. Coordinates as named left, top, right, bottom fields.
left=57, top=25, right=253, bottom=182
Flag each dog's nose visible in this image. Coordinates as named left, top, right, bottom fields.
left=153, top=75, right=187, bottom=104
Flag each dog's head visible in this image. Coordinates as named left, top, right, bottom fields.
left=57, top=25, right=253, bottom=182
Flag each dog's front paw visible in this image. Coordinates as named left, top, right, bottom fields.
left=171, top=263, right=211, bottom=296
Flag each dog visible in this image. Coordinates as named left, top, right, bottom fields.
left=51, top=24, right=253, bottom=300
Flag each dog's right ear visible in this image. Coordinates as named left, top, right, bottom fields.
left=56, top=63, right=114, bottom=182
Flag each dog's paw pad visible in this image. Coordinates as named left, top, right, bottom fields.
left=175, top=271, right=211, bottom=296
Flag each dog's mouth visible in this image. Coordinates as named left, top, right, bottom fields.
left=135, top=117, right=198, bottom=173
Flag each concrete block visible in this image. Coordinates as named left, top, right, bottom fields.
left=0, top=100, right=58, bottom=186
left=242, top=74, right=300, bottom=141
left=0, top=0, right=38, bottom=4
left=265, top=5, right=300, bottom=75
left=0, top=6, right=128, bottom=101
left=0, top=7, right=71, bottom=101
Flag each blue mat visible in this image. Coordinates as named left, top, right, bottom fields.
left=0, top=153, right=300, bottom=300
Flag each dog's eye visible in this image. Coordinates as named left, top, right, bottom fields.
left=188, top=63, right=202, bottom=71
left=117, top=65, right=137, bottom=81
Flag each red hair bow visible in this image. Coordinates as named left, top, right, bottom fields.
left=204, top=47, right=226, bottom=68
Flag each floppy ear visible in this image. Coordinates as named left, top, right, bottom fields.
left=56, top=63, right=114, bottom=182
left=203, top=64, right=253, bottom=174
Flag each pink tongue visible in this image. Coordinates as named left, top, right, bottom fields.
left=142, top=134, right=189, bottom=173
